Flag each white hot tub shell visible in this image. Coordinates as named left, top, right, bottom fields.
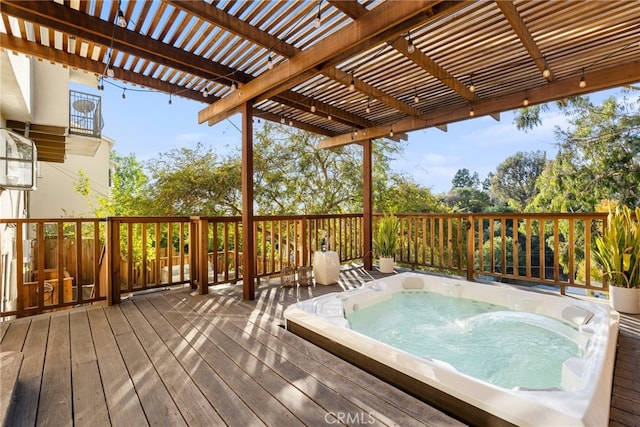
left=284, top=272, right=620, bottom=427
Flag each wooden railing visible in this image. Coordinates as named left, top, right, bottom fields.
left=1, top=212, right=609, bottom=318
left=394, top=212, right=608, bottom=295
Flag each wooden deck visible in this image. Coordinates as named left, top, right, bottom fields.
left=1, top=265, right=638, bottom=427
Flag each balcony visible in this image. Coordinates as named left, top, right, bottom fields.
left=69, top=90, right=102, bottom=139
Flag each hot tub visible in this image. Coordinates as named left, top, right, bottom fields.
left=284, top=272, right=619, bottom=427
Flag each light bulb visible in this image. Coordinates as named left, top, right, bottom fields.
left=414, top=95, right=419, bottom=104
left=116, top=10, right=127, bottom=28
left=203, top=91, right=208, bottom=98
left=267, top=54, right=273, bottom=70
left=327, top=114, right=332, bottom=120
left=542, top=68, right=551, bottom=79
left=310, top=104, right=316, bottom=113
left=469, top=84, right=475, bottom=93
left=231, top=81, right=237, bottom=91
left=289, top=120, right=293, bottom=126
left=365, top=105, right=370, bottom=114
left=280, top=116, right=285, bottom=124
left=122, top=90, right=126, bottom=99
left=315, top=12, right=321, bottom=28
left=523, top=97, right=529, bottom=107
left=107, top=64, right=115, bottom=78
left=389, top=130, right=394, bottom=137
left=407, top=39, right=415, bottom=54
left=579, top=72, right=586, bottom=88
left=469, top=108, right=475, bottom=117
left=349, top=79, right=355, bottom=91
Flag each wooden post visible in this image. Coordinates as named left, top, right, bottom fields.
left=199, top=218, right=209, bottom=295
left=241, top=101, right=256, bottom=300
left=466, top=215, right=475, bottom=281
left=362, top=139, right=373, bottom=270
left=106, top=217, right=120, bottom=305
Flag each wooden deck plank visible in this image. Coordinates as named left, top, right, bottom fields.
left=1, top=267, right=638, bottom=427
left=69, top=310, right=110, bottom=425
left=140, top=293, right=308, bottom=427
left=165, top=291, right=464, bottom=427
left=130, top=297, right=266, bottom=427
left=0, top=319, right=30, bottom=352
left=161, top=294, right=343, bottom=426
left=119, top=300, right=224, bottom=426
left=0, top=351, right=23, bottom=426
left=37, top=314, right=73, bottom=426
left=103, top=305, right=187, bottom=426
left=609, top=313, right=640, bottom=427
left=3, top=317, right=49, bottom=427
left=86, top=307, right=148, bottom=426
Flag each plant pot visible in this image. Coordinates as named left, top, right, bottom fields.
left=608, top=285, right=640, bottom=314
left=378, top=257, right=395, bottom=274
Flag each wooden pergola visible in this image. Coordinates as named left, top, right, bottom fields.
left=2, top=0, right=639, bottom=299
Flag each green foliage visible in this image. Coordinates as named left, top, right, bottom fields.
left=373, top=212, right=399, bottom=258
left=444, top=186, right=492, bottom=213
left=490, top=150, right=546, bottom=211
left=528, top=93, right=640, bottom=212
left=374, top=173, right=448, bottom=214
left=451, top=168, right=480, bottom=189
left=145, top=142, right=241, bottom=216
left=593, top=206, right=640, bottom=288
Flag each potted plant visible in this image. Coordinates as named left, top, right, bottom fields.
left=373, top=212, right=399, bottom=273
left=593, top=205, right=640, bottom=314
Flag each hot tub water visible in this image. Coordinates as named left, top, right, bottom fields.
left=347, top=291, right=582, bottom=390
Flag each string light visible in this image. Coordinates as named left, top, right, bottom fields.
left=349, top=74, right=355, bottom=91
left=267, top=50, right=273, bottom=70
left=122, top=89, right=126, bottom=99
left=230, top=81, right=237, bottom=92
left=289, top=119, right=293, bottom=126
left=469, top=74, right=475, bottom=93
left=310, top=104, right=316, bottom=113
left=107, top=64, right=115, bottom=78
left=314, top=0, right=322, bottom=28
left=407, top=31, right=415, bottom=54
left=280, top=115, right=285, bottom=124
left=542, top=57, right=551, bottom=78
left=327, top=114, right=332, bottom=120
left=389, top=126, right=394, bottom=137
left=469, top=106, right=475, bottom=117
left=116, top=1, right=127, bottom=28
left=168, top=93, right=172, bottom=105
left=579, top=68, right=587, bottom=88
left=413, top=87, right=419, bottom=104
left=365, top=98, right=371, bottom=114
left=523, top=96, right=529, bottom=107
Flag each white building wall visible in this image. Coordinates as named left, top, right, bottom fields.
left=30, top=137, right=113, bottom=218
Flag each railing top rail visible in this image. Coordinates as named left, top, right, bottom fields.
left=469, top=212, right=609, bottom=219
left=107, top=216, right=193, bottom=223
left=0, top=218, right=106, bottom=224
left=253, top=213, right=363, bottom=221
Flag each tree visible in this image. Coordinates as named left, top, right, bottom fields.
left=529, top=93, right=640, bottom=212
left=444, top=187, right=492, bottom=213
left=451, top=168, right=480, bottom=189
left=144, top=143, right=241, bottom=216
left=374, top=173, right=447, bottom=214
left=91, top=152, right=150, bottom=216
left=490, top=150, right=546, bottom=211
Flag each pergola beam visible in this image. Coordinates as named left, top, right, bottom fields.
left=496, top=0, right=555, bottom=81
left=1, top=1, right=370, bottom=132
left=318, top=59, right=640, bottom=148
left=198, top=1, right=440, bottom=124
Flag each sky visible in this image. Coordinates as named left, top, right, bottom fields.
left=72, top=80, right=628, bottom=195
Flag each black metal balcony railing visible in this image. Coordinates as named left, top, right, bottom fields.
left=69, top=90, right=102, bottom=138
left=0, top=212, right=609, bottom=319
